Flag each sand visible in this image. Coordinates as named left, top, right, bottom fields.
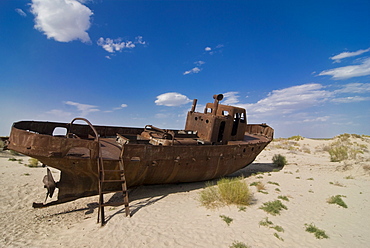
left=1, top=135, right=370, bottom=247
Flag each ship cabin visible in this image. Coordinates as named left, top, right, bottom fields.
left=137, top=94, right=247, bottom=146
left=185, top=94, right=246, bottom=145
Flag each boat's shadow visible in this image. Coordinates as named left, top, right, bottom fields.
left=229, top=162, right=284, bottom=177
left=103, top=162, right=283, bottom=221
left=104, top=180, right=207, bottom=222
left=57, top=162, right=282, bottom=222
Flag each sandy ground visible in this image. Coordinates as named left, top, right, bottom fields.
left=1, top=135, right=370, bottom=248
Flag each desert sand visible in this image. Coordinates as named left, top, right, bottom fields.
left=1, top=135, right=370, bottom=248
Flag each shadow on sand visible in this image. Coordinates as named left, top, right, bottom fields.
left=50, top=162, right=284, bottom=223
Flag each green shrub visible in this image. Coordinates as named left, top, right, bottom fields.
left=277, top=195, right=289, bottom=201
left=259, top=200, right=287, bottom=215
left=229, top=241, right=250, bottom=248
left=238, top=206, right=246, bottom=212
left=259, top=218, right=284, bottom=233
left=274, top=232, right=284, bottom=241
left=273, top=225, right=284, bottom=232
left=272, top=154, right=287, bottom=167
left=220, top=215, right=233, bottom=226
left=259, top=217, right=273, bottom=227
left=305, top=223, right=329, bottom=239
left=344, top=175, right=354, bottom=179
left=327, top=195, right=348, bottom=208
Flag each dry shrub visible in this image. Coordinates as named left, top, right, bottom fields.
left=199, top=182, right=222, bottom=208
left=218, top=178, right=251, bottom=206
left=199, top=177, right=251, bottom=208
left=250, top=181, right=266, bottom=191
left=328, top=136, right=367, bottom=162
left=287, top=135, right=304, bottom=141
left=329, top=146, right=349, bottom=162
left=28, top=158, right=39, bottom=167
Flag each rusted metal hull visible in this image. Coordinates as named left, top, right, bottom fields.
left=8, top=120, right=273, bottom=206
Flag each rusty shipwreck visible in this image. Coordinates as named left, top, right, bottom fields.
left=8, top=94, right=273, bottom=223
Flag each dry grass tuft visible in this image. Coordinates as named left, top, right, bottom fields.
left=250, top=181, right=265, bottom=191
left=27, top=158, right=40, bottom=167
left=199, top=177, right=251, bottom=209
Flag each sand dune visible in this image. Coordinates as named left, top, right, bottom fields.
left=1, top=135, right=369, bottom=247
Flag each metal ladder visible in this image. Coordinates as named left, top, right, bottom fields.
left=97, top=140, right=130, bottom=226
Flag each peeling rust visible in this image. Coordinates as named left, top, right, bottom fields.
left=7, top=94, right=274, bottom=207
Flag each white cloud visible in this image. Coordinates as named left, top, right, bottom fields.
left=135, top=36, right=146, bottom=45
left=334, top=83, right=370, bottom=94
left=113, top=104, right=128, bottom=110
left=15, top=8, right=27, bottom=17
left=239, top=83, right=333, bottom=115
left=222, top=92, right=240, bottom=105
left=330, top=48, right=370, bottom=63
left=31, top=0, right=93, bottom=43
left=205, top=44, right=224, bottom=55
left=97, top=36, right=145, bottom=53
left=331, top=96, right=370, bottom=103
left=64, top=101, right=99, bottom=116
left=228, top=83, right=369, bottom=117
left=194, top=61, right=205, bottom=66
left=155, top=113, right=170, bottom=119
left=45, top=109, right=72, bottom=118
left=183, top=67, right=201, bottom=75
left=319, top=58, right=370, bottom=80
left=303, top=116, right=330, bottom=122
left=155, top=92, right=192, bottom=106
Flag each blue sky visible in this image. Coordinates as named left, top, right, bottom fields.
left=1, top=0, right=370, bottom=138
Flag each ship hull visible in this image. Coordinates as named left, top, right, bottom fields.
left=8, top=120, right=273, bottom=205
